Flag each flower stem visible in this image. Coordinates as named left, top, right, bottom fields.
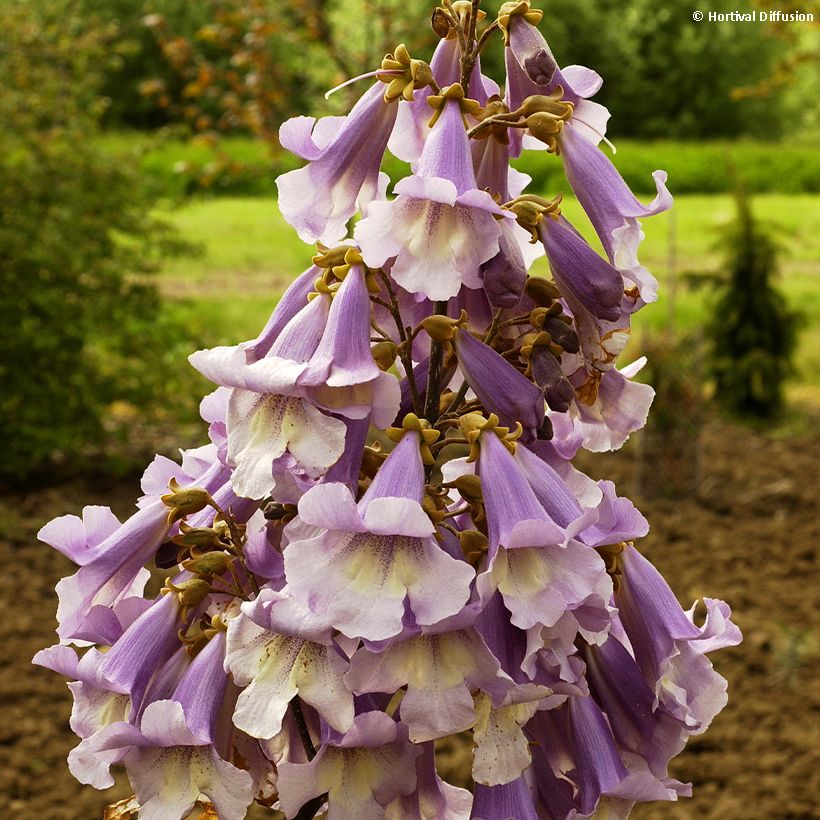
left=291, top=697, right=327, bottom=819
left=292, top=695, right=317, bottom=760
left=377, top=270, right=423, bottom=415
left=424, top=300, right=450, bottom=423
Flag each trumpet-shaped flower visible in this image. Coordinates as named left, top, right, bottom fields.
left=356, top=86, right=511, bottom=301
left=615, top=546, right=742, bottom=732
left=82, top=635, right=254, bottom=820
left=277, top=83, right=398, bottom=244
left=224, top=588, right=354, bottom=740
left=284, top=430, right=475, bottom=640
left=476, top=428, right=611, bottom=630
left=345, top=620, right=509, bottom=743
left=191, top=264, right=399, bottom=498
left=277, top=711, right=421, bottom=820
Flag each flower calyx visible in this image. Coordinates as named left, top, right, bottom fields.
left=179, top=614, right=227, bottom=658
left=459, top=529, right=489, bottom=567
left=427, top=83, right=481, bottom=128
left=312, top=243, right=351, bottom=270
left=504, top=193, right=562, bottom=242
left=468, top=89, right=573, bottom=152
left=360, top=443, right=388, bottom=478
left=470, top=96, right=513, bottom=144
left=520, top=330, right=564, bottom=365
left=171, top=519, right=229, bottom=552
left=433, top=1, right=487, bottom=40
left=529, top=305, right=580, bottom=355
left=498, top=0, right=543, bottom=45
left=328, top=247, right=381, bottom=293
left=371, top=339, right=399, bottom=371
left=387, top=412, right=441, bottom=465
left=418, top=308, right=468, bottom=347
left=525, top=276, right=561, bottom=306
left=162, top=576, right=212, bottom=616
left=379, top=44, right=435, bottom=103
left=160, top=478, right=212, bottom=526
left=459, top=412, right=523, bottom=462
left=262, top=501, right=298, bottom=524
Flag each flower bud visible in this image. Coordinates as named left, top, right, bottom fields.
left=183, top=551, right=233, bottom=577
left=262, top=501, right=298, bottom=523
left=525, top=277, right=561, bottom=307
left=160, top=478, right=211, bottom=525
left=452, top=473, right=483, bottom=503
left=431, top=6, right=452, bottom=38
left=164, top=577, right=211, bottom=608
left=371, top=340, right=398, bottom=371
left=171, top=523, right=224, bottom=551
left=419, top=309, right=468, bottom=343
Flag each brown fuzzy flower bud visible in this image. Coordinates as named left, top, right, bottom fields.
left=160, top=478, right=211, bottom=525
left=371, top=340, right=399, bottom=371
left=183, top=551, right=233, bottom=578
left=525, top=277, right=562, bottom=307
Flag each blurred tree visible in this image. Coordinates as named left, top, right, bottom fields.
left=0, top=0, right=195, bottom=482
left=74, top=0, right=214, bottom=128
left=698, top=182, right=799, bottom=418
left=733, top=0, right=819, bottom=139
left=65, top=0, right=790, bottom=140
left=525, top=0, right=786, bottom=139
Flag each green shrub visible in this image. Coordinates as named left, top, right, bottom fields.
left=0, top=1, right=199, bottom=483
left=698, top=184, right=800, bottom=418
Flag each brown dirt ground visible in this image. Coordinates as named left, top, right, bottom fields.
left=1, top=419, right=818, bottom=819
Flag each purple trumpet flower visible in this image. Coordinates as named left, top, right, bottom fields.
left=384, top=742, right=472, bottom=819
left=471, top=777, right=539, bottom=820
left=476, top=427, right=611, bottom=630
left=539, top=215, right=625, bottom=322
left=223, top=588, right=354, bottom=740
left=190, top=263, right=399, bottom=498
left=583, top=635, right=689, bottom=779
left=81, top=633, right=254, bottom=820
left=558, top=123, right=671, bottom=294
left=277, top=83, right=398, bottom=244
left=615, top=545, right=742, bottom=732
left=551, top=358, right=655, bottom=454
left=345, top=612, right=510, bottom=744
left=454, top=328, right=547, bottom=438
left=528, top=696, right=689, bottom=818
left=277, top=711, right=421, bottom=820
left=356, top=85, right=511, bottom=301
left=283, top=429, right=475, bottom=641
left=94, top=582, right=205, bottom=714
left=46, top=452, right=229, bottom=643
left=501, top=0, right=610, bottom=155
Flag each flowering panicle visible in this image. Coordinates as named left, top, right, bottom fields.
left=36, top=2, right=740, bottom=818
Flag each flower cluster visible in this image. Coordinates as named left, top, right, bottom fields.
left=36, top=2, right=740, bottom=818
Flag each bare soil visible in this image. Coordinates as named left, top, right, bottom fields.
left=1, top=419, right=818, bottom=819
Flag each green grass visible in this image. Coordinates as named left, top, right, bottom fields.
left=158, top=193, right=820, bottom=403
